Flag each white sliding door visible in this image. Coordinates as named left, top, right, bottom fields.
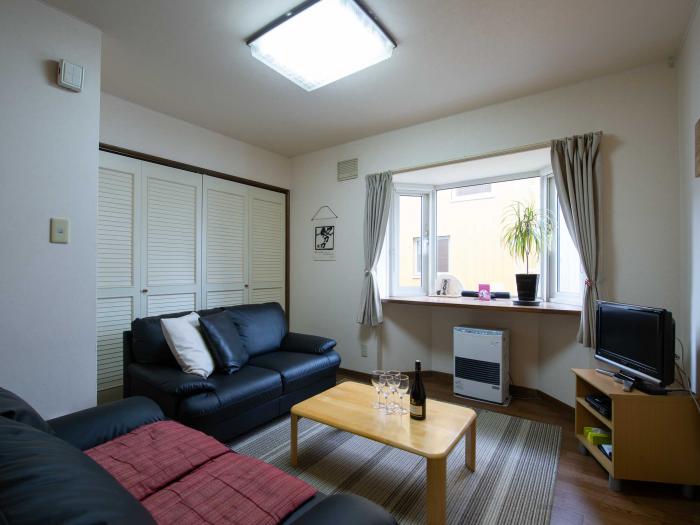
left=249, top=187, right=286, bottom=308
left=202, top=177, right=248, bottom=308
left=140, top=163, right=202, bottom=316
left=96, top=153, right=286, bottom=396
left=97, top=152, right=141, bottom=392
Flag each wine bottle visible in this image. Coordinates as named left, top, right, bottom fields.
left=410, top=360, right=426, bottom=420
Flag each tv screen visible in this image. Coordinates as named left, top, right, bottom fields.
left=595, top=301, right=674, bottom=385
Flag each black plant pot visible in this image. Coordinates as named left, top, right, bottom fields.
left=515, top=274, right=539, bottom=302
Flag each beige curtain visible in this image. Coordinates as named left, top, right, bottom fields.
left=551, top=132, right=602, bottom=348
left=357, top=172, right=393, bottom=326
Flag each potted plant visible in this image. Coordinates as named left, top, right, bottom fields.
left=501, top=201, right=552, bottom=304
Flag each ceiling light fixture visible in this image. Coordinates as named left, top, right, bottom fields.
left=246, top=0, right=396, bottom=92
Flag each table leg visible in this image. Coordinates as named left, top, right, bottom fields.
left=466, top=420, right=476, bottom=471
left=426, top=456, right=446, bottom=525
left=290, top=413, right=298, bottom=467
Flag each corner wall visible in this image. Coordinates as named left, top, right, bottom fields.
left=100, top=94, right=292, bottom=189
left=0, top=0, right=102, bottom=417
left=290, top=62, right=680, bottom=405
left=678, top=5, right=700, bottom=392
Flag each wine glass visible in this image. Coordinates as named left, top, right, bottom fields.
left=379, top=374, right=393, bottom=415
left=370, top=370, right=385, bottom=409
left=388, top=373, right=401, bottom=413
left=396, top=374, right=410, bottom=415
left=387, top=370, right=401, bottom=410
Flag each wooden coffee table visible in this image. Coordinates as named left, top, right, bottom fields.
left=290, top=381, right=477, bottom=525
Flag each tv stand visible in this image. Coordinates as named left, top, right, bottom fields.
left=573, top=368, right=700, bottom=496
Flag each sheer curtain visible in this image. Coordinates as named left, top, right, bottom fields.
left=551, top=132, right=602, bottom=348
left=357, top=172, right=393, bottom=326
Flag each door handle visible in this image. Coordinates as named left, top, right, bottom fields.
left=244, top=284, right=249, bottom=288
left=142, top=288, right=148, bottom=293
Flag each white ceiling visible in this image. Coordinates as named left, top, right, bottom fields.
left=394, top=147, right=551, bottom=186
left=45, top=0, right=697, bottom=158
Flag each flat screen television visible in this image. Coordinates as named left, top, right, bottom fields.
left=595, top=301, right=675, bottom=386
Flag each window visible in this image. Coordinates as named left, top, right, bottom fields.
left=548, top=178, right=584, bottom=304
left=390, top=165, right=582, bottom=303
left=414, top=236, right=449, bottom=275
left=391, top=192, right=429, bottom=295
left=437, top=177, right=541, bottom=296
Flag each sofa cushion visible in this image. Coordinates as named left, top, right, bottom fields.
left=86, top=420, right=229, bottom=501
left=142, top=452, right=316, bottom=525
left=128, top=363, right=216, bottom=396
left=131, top=308, right=223, bottom=365
left=48, top=396, right=164, bottom=451
left=161, top=312, right=215, bottom=377
left=199, top=310, right=249, bottom=374
left=226, top=302, right=288, bottom=357
left=177, top=365, right=283, bottom=421
left=248, top=351, right=341, bottom=394
left=0, top=387, right=54, bottom=434
left=0, top=416, right=155, bottom=525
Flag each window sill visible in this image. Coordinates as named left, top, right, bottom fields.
left=382, top=295, right=581, bottom=316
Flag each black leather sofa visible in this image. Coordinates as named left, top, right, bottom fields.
left=0, top=387, right=396, bottom=525
left=124, top=302, right=340, bottom=441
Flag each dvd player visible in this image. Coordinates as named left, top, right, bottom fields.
left=585, top=393, right=612, bottom=419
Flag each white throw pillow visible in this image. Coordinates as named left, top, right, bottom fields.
left=161, top=312, right=215, bottom=378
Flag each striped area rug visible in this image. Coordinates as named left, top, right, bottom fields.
left=230, top=408, right=561, bottom=525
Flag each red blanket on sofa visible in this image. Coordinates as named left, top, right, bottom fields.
left=86, top=420, right=316, bottom=525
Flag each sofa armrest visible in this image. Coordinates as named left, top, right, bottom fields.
left=128, top=363, right=216, bottom=396
left=281, top=332, right=337, bottom=355
left=285, top=494, right=397, bottom=525
left=48, top=396, right=164, bottom=450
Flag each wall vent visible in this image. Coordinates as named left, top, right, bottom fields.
left=337, top=158, right=358, bottom=181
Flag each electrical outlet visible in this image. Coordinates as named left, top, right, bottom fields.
left=361, top=344, right=368, bottom=357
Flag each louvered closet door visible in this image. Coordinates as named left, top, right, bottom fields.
left=202, top=177, right=249, bottom=308
left=249, top=187, right=286, bottom=308
left=141, top=163, right=202, bottom=316
left=96, top=152, right=141, bottom=392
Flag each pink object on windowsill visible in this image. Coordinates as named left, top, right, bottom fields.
left=478, top=284, right=491, bottom=301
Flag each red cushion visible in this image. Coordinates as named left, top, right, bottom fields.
left=86, top=420, right=316, bottom=524
left=142, top=453, right=316, bottom=525
left=86, top=420, right=229, bottom=500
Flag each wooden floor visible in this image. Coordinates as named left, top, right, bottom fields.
left=337, top=370, right=700, bottom=525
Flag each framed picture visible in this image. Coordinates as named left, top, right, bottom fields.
left=315, top=226, right=335, bottom=250
left=313, top=225, right=336, bottom=261
left=695, top=118, right=699, bottom=178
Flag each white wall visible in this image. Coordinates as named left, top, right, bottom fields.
left=100, top=94, right=291, bottom=189
left=0, top=0, right=101, bottom=417
left=290, top=62, right=680, bottom=405
left=678, top=5, right=700, bottom=393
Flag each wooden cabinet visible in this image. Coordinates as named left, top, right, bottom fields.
left=573, top=368, right=700, bottom=492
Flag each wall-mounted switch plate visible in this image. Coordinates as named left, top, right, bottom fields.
left=50, top=218, right=70, bottom=244
left=57, top=59, right=84, bottom=92
left=361, top=344, right=368, bottom=357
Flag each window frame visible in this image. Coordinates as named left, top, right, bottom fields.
left=390, top=185, right=432, bottom=296
left=546, top=175, right=584, bottom=305
left=389, top=170, right=582, bottom=304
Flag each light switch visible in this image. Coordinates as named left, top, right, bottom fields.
left=50, top=218, right=70, bottom=244
left=57, top=59, right=84, bottom=92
